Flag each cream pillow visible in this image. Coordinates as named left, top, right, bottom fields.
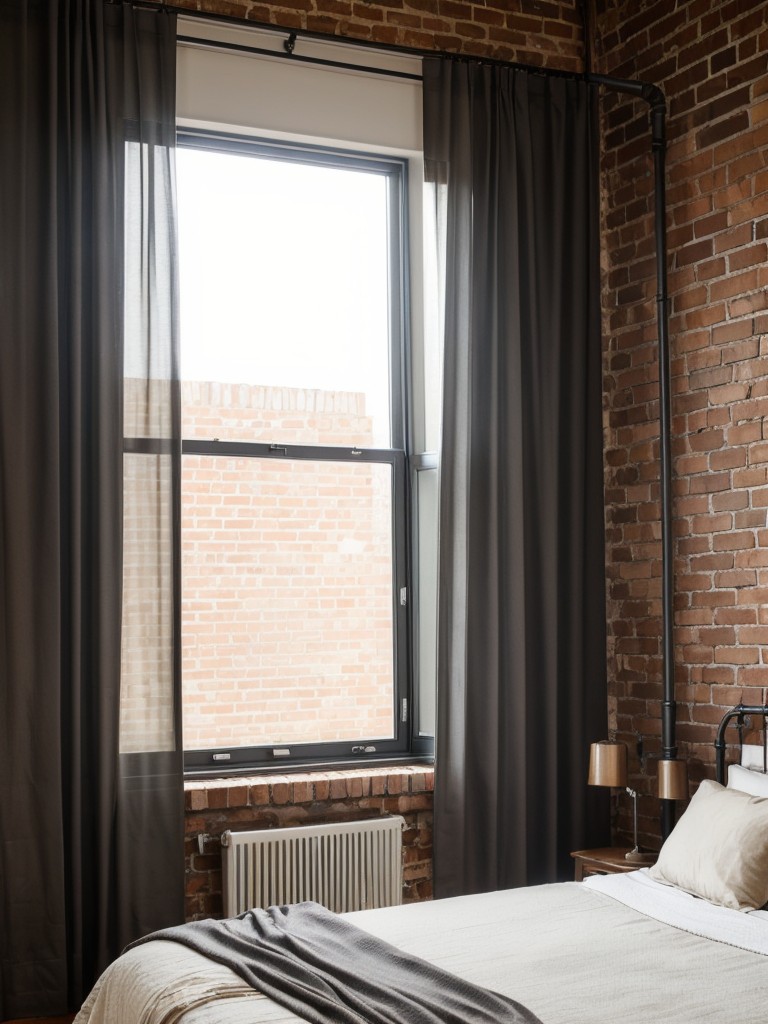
left=728, top=763, right=768, bottom=798
left=649, top=779, right=768, bottom=911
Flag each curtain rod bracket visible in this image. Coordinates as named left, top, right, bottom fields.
left=284, top=32, right=297, bottom=55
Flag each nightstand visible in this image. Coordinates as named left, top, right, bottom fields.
left=570, top=847, right=657, bottom=881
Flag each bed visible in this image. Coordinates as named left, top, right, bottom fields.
left=75, top=707, right=768, bottom=1024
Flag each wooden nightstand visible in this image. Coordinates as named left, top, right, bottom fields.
left=570, top=847, right=657, bottom=881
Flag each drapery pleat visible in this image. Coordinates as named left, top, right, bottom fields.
left=424, top=57, right=609, bottom=898
left=0, top=2, right=182, bottom=1016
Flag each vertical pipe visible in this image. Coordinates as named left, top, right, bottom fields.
left=645, top=88, right=677, bottom=840
left=589, top=75, right=675, bottom=839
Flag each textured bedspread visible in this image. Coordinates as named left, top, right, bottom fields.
left=128, top=900, right=542, bottom=1024
left=75, top=881, right=768, bottom=1024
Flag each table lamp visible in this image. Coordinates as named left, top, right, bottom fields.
left=588, top=740, right=655, bottom=865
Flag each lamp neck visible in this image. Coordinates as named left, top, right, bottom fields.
left=626, top=786, right=639, bottom=853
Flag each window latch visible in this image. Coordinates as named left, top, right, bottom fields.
left=351, top=745, right=377, bottom=754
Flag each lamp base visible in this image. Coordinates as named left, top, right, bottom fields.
left=625, top=849, right=657, bottom=865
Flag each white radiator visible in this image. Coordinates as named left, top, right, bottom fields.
left=220, top=816, right=404, bottom=917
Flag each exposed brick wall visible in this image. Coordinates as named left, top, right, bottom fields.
left=177, top=0, right=585, bottom=70
left=185, top=766, right=434, bottom=919
left=594, top=0, right=768, bottom=849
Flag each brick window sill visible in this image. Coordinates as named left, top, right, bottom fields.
left=184, top=763, right=435, bottom=812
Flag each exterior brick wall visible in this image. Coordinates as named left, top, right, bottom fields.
left=180, top=381, right=394, bottom=749
left=594, top=0, right=768, bottom=849
left=122, top=379, right=395, bottom=752
left=185, top=766, right=434, bottom=919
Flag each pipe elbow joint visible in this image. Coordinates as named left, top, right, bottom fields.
left=641, top=82, right=666, bottom=112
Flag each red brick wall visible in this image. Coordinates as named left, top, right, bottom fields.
left=122, top=380, right=395, bottom=752
left=594, top=0, right=768, bottom=848
left=179, top=382, right=394, bottom=750
left=185, top=766, right=433, bottom=919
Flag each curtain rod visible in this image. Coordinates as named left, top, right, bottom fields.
left=157, top=3, right=664, bottom=103
left=137, top=1, right=590, bottom=84
left=125, top=2, right=665, bottom=106
left=175, top=33, right=422, bottom=82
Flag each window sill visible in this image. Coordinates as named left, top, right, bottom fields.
left=184, top=752, right=433, bottom=782
left=184, top=762, right=434, bottom=811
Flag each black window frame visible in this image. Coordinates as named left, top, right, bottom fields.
left=170, top=130, right=431, bottom=774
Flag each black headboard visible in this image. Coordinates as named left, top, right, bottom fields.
left=715, top=703, right=768, bottom=784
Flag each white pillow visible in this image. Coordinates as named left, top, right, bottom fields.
left=741, top=744, right=766, bottom=770
left=649, top=779, right=768, bottom=911
left=728, top=763, right=768, bottom=798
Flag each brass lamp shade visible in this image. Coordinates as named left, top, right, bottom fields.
left=588, top=741, right=628, bottom=788
left=657, top=758, right=688, bottom=801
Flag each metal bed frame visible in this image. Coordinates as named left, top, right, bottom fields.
left=714, top=704, right=768, bottom=784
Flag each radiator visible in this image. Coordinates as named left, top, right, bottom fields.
left=220, top=816, right=404, bottom=917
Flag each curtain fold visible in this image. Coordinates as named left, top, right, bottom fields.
left=424, top=57, right=609, bottom=899
left=0, top=2, right=182, bottom=1016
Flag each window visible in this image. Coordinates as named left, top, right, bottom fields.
left=177, top=133, right=428, bottom=770
left=119, top=19, right=437, bottom=771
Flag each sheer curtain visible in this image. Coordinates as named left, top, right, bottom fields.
left=0, top=2, right=182, bottom=1016
left=424, top=57, right=609, bottom=898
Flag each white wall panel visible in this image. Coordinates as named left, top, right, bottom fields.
left=177, top=18, right=423, bottom=155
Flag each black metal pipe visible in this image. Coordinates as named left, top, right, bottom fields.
left=589, top=74, right=676, bottom=838
left=175, top=33, right=423, bottom=82
left=649, top=92, right=677, bottom=840
left=160, top=2, right=609, bottom=86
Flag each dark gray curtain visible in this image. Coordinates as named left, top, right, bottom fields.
left=424, top=57, right=608, bottom=898
left=0, top=2, right=183, bottom=1017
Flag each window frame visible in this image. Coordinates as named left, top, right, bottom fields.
left=173, top=130, right=430, bottom=774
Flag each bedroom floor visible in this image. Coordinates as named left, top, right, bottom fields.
left=2, top=1017, right=75, bottom=1023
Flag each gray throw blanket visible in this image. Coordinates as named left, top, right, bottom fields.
left=129, top=900, right=544, bottom=1024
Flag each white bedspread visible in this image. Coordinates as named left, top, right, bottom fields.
left=75, top=880, right=768, bottom=1024
left=585, top=868, right=768, bottom=955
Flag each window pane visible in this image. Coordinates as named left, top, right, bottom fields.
left=121, top=452, right=176, bottom=753
left=416, top=467, right=437, bottom=737
left=420, top=181, right=444, bottom=454
left=177, top=145, right=392, bottom=448
left=181, top=455, right=396, bottom=748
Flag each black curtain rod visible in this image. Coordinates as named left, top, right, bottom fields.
left=169, top=4, right=665, bottom=102
left=124, top=2, right=667, bottom=110
left=145, top=2, right=594, bottom=85
left=176, top=33, right=422, bottom=82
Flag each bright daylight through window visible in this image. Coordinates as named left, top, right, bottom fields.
left=176, top=135, right=422, bottom=770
